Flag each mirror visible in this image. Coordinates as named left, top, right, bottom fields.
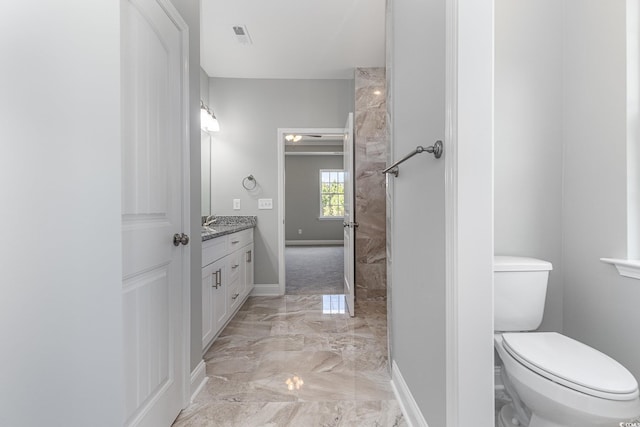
left=201, top=131, right=211, bottom=217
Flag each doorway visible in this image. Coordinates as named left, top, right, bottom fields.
left=277, top=128, right=347, bottom=296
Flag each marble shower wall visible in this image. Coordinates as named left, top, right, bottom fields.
left=355, top=68, right=387, bottom=301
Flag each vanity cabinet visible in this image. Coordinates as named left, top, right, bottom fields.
left=201, top=257, right=226, bottom=346
left=201, top=228, right=254, bottom=351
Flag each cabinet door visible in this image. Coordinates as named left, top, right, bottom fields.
left=212, top=257, right=228, bottom=337
left=243, top=244, right=254, bottom=298
left=203, top=257, right=227, bottom=350
left=201, top=262, right=216, bottom=349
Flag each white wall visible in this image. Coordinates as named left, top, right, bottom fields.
left=0, top=3, right=123, bottom=425
left=494, top=0, right=565, bottom=332
left=562, top=0, right=640, bottom=382
left=495, top=0, right=640, bottom=386
left=208, top=78, right=354, bottom=284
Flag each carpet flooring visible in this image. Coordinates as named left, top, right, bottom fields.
left=285, top=245, right=344, bottom=295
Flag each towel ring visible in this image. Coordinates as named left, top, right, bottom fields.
left=242, top=175, right=257, bottom=190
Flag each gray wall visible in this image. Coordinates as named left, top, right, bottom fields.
left=169, top=0, right=202, bottom=373
left=388, top=0, right=447, bottom=424
left=0, top=3, right=123, bottom=425
left=209, top=78, right=354, bottom=284
left=562, top=0, right=640, bottom=383
left=494, top=0, right=564, bottom=332
left=285, top=155, right=344, bottom=242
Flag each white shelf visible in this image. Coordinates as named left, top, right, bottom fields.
left=600, top=258, right=640, bottom=280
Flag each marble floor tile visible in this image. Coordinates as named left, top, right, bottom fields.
left=173, top=295, right=406, bottom=426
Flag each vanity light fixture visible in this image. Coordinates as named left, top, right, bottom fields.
left=200, top=100, right=220, bottom=132
left=285, top=134, right=302, bottom=142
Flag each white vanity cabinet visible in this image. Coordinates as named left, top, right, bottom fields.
left=201, top=256, right=226, bottom=346
left=201, top=228, right=254, bottom=351
left=242, top=244, right=254, bottom=300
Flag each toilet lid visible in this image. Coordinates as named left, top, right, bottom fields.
left=502, top=332, right=638, bottom=400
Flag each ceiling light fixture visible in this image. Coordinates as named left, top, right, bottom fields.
left=285, top=134, right=302, bottom=142
left=200, top=100, right=220, bottom=132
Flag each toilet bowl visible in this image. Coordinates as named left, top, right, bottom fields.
left=495, top=333, right=640, bottom=427
left=494, top=256, right=640, bottom=426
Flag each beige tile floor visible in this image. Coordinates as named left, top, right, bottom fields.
left=173, top=295, right=406, bottom=427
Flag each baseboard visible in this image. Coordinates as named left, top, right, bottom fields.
left=391, top=361, right=429, bottom=427
left=285, top=240, right=344, bottom=246
left=190, top=360, right=208, bottom=403
left=250, top=283, right=282, bottom=296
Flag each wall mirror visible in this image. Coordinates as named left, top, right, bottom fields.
left=201, top=131, right=212, bottom=217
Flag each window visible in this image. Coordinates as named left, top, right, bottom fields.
left=319, top=169, right=345, bottom=218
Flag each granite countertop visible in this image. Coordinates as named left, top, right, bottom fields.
left=201, top=215, right=257, bottom=242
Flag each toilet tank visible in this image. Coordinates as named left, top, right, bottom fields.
left=494, top=256, right=553, bottom=332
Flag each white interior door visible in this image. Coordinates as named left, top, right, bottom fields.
left=343, top=113, right=355, bottom=316
left=121, top=0, right=189, bottom=426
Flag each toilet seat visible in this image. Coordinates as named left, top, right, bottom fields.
left=502, top=332, right=639, bottom=401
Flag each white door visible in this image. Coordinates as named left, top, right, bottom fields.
left=343, top=113, right=355, bottom=316
left=121, top=0, right=189, bottom=426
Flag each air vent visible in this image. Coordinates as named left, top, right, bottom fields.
left=232, top=25, right=252, bottom=45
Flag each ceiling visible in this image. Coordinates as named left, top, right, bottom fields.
left=200, top=0, right=386, bottom=79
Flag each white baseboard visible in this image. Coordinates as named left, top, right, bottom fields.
left=250, top=283, right=282, bottom=296
left=285, top=240, right=344, bottom=246
left=190, top=360, right=208, bottom=402
left=391, top=361, right=429, bottom=427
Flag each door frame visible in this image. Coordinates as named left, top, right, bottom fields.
left=159, top=0, right=192, bottom=409
left=276, top=127, right=347, bottom=295
left=175, top=2, right=192, bottom=410
left=443, top=0, right=494, bottom=425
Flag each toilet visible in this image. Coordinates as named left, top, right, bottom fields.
left=494, top=256, right=640, bottom=427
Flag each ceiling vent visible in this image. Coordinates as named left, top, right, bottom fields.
left=232, top=25, right=252, bottom=45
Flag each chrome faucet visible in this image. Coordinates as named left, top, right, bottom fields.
left=203, top=215, right=218, bottom=227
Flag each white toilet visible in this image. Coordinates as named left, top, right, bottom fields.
left=494, top=256, right=640, bottom=427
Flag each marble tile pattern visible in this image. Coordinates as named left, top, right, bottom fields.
left=355, top=68, right=388, bottom=301
left=201, top=216, right=257, bottom=241
left=173, top=295, right=406, bottom=427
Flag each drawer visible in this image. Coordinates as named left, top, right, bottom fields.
left=228, top=275, right=242, bottom=311
left=228, top=250, right=242, bottom=283
left=228, top=228, right=253, bottom=250
left=202, top=235, right=228, bottom=267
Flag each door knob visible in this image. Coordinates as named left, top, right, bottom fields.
left=173, top=233, right=190, bottom=246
